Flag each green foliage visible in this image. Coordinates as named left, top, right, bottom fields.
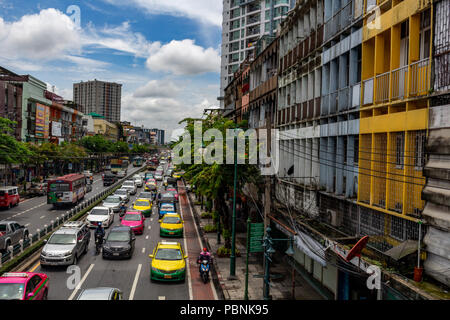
left=222, top=228, right=231, bottom=240
left=201, top=212, right=213, bottom=219
left=217, top=246, right=240, bottom=257
left=203, top=224, right=217, bottom=233
left=0, top=117, right=33, bottom=164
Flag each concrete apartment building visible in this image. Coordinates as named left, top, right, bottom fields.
left=73, top=79, right=122, bottom=123
left=220, top=0, right=292, bottom=106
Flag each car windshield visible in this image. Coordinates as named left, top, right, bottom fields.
left=123, top=183, right=134, bottom=187
left=115, top=190, right=127, bottom=195
left=107, top=231, right=130, bottom=242
left=155, top=248, right=182, bottom=260
left=123, top=214, right=141, bottom=221
left=90, top=208, right=109, bottom=216
left=0, top=283, right=25, bottom=300
left=0, top=225, right=7, bottom=232
left=140, top=193, right=152, bottom=198
left=134, top=200, right=149, bottom=207
left=105, top=197, right=120, bottom=203
left=163, top=216, right=181, bottom=224
left=161, top=204, right=174, bottom=211
left=48, top=233, right=76, bottom=245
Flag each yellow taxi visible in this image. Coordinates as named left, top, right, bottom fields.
left=172, top=171, right=182, bottom=179
left=149, top=241, right=187, bottom=282
left=132, top=198, right=152, bottom=217
left=144, top=180, right=157, bottom=192
left=159, top=213, right=184, bottom=237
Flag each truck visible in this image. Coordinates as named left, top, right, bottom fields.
left=0, top=221, right=29, bottom=252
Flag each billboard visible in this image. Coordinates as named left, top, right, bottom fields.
left=52, top=121, right=62, bottom=137
left=35, top=103, right=45, bottom=138
left=44, top=105, right=50, bottom=139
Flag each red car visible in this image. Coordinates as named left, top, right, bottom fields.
left=0, top=272, right=49, bottom=300
left=120, top=211, right=145, bottom=235
left=0, top=187, right=20, bottom=209
left=166, top=188, right=178, bottom=202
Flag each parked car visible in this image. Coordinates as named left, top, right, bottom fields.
left=0, top=187, right=20, bottom=209
left=86, top=206, right=115, bottom=228
left=114, top=189, right=130, bottom=203
left=122, top=180, right=137, bottom=195
left=0, top=272, right=49, bottom=300
left=102, top=195, right=123, bottom=213
left=77, top=287, right=123, bottom=300
left=28, top=182, right=47, bottom=196
left=40, top=221, right=90, bottom=267
left=102, top=226, right=136, bottom=259
left=0, top=221, right=29, bottom=252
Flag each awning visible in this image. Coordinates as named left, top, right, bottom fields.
left=384, top=240, right=419, bottom=261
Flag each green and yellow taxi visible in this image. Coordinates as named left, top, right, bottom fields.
left=172, top=171, right=183, bottom=179
left=144, top=179, right=157, bottom=192
left=132, top=198, right=152, bottom=217
left=149, top=241, right=187, bottom=282
left=159, top=213, right=184, bottom=237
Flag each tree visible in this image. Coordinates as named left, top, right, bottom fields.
left=0, top=117, right=33, bottom=165
left=173, top=113, right=262, bottom=248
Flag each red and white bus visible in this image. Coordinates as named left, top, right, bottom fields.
left=47, top=174, right=86, bottom=207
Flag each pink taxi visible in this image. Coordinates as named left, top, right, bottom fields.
left=0, top=272, right=49, bottom=300
left=120, top=211, right=145, bottom=235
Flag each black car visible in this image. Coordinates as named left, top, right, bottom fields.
left=102, top=226, right=135, bottom=259
left=103, top=172, right=118, bottom=186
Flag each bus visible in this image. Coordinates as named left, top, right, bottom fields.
left=133, top=157, right=144, bottom=167
left=47, top=174, right=86, bottom=207
left=120, top=156, right=130, bottom=168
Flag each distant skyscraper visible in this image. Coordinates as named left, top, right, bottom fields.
left=219, top=0, right=290, bottom=106
left=73, top=79, right=122, bottom=123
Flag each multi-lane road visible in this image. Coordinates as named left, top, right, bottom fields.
left=7, top=163, right=218, bottom=300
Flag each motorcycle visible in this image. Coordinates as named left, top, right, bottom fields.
left=198, top=259, right=210, bottom=284
left=95, top=234, right=103, bottom=255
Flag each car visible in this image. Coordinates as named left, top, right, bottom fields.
left=103, top=172, right=119, bottom=186
left=132, top=198, right=152, bottom=218
left=166, top=177, right=177, bottom=188
left=149, top=241, right=187, bottom=282
left=40, top=221, right=90, bottom=266
left=0, top=221, right=29, bottom=252
left=102, top=195, right=123, bottom=213
left=159, top=213, right=184, bottom=237
left=102, top=226, right=136, bottom=259
left=164, top=169, right=173, bottom=177
left=159, top=192, right=176, bottom=204
left=120, top=211, right=145, bottom=235
left=28, top=182, right=47, bottom=196
left=139, top=191, right=155, bottom=201
left=166, top=188, right=179, bottom=202
left=0, top=187, right=20, bottom=209
left=144, top=180, right=157, bottom=192
left=117, top=170, right=127, bottom=178
left=122, top=180, right=137, bottom=195
left=77, top=287, right=123, bottom=300
left=163, top=176, right=169, bottom=186
left=0, top=272, right=49, bottom=300
left=133, top=175, right=143, bottom=187
left=86, top=206, right=114, bottom=228
left=172, top=172, right=183, bottom=179
left=158, top=202, right=176, bottom=219
left=114, top=188, right=130, bottom=203
left=154, top=172, right=163, bottom=181
left=144, top=172, right=154, bottom=182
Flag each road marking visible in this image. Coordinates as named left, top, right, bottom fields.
left=145, top=235, right=149, bottom=240
left=150, top=218, right=153, bottom=222
left=25, top=223, right=30, bottom=227
left=148, top=226, right=151, bottom=230
left=68, top=264, right=95, bottom=300
left=141, top=247, right=146, bottom=253
left=129, top=264, right=142, bottom=300
left=40, top=215, right=45, bottom=219
left=158, top=296, right=166, bottom=300
left=29, top=262, right=40, bottom=272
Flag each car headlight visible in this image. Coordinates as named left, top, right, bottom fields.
left=177, top=267, right=186, bottom=272
left=151, top=266, right=160, bottom=272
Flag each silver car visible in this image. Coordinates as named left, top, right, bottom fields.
left=114, top=188, right=130, bottom=203
left=102, top=195, right=123, bottom=213
left=122, top=180, right=137, bottom=195
left=133, top=176, right=143, bottom=187
left=40, top=221, right=90, bottom=267
left=77, top=287, right=123, bottom=300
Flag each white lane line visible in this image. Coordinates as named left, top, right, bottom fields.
left=158, top=296, right=166, bottom=300
left=179, top=192, right=193, bottom=301
left=145, top=235, right=149, bottom=240
left=141, top=247, right=146, bottom=253
left=68, top=264, right=95, bottom=300
left=150, top=218, right=153, bottom=222
left=184, top=183, right=219, bottom=301
left=148, top=226, right=151, bottom=230
left=129, top=264, right=142, bottom=300
left=39, top=215, right=45, bottom=219
left=25, top=223, right=30, bottom=227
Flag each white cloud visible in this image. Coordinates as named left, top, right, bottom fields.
left=146, top=39, right=220, bottom=75
left=103, top=0, right=222, bottom=27
left=0, top=9, right=81, bottom=60
left=133, top=80, right=181, bottom=98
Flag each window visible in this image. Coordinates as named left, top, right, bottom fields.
left=354, top=136, right=359, bottom=165
left=414, top=131, right=426, bottom=169
left=390, top=216, right=404, bottom=240
left=395, top=132, right=405, bottom=168
left=419, top=9, right=431, bottom=60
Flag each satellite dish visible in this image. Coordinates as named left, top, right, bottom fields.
left=345, top=236, right=369, bottom=262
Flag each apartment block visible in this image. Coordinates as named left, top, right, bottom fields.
left=73, top=79, right=122, bottom=123
left=220, top=0, right=291, bottom=105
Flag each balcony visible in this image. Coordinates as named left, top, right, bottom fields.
left=410, top=58, right=431, bottom=96
left=247, top=15, right=260, bottom=26
left=362, top=78, right=374, bottom=105
left=391, top=65, right=408, bottom=100
left=375, top=71, right=390, bottom=103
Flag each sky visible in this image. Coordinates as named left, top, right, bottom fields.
left=0, top=0, right=223, bottom=142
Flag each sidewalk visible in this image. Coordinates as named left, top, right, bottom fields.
left=189, top=197, right=324, bottom=300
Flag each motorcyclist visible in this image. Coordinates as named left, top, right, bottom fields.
left=197, top=248, right=211, bottom=273
left=94, top=222, right=105, bottom=245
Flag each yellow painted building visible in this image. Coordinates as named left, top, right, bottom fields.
left=94, top=118, right=118, bottom=141
left=358, top=0, right=432, bottom=226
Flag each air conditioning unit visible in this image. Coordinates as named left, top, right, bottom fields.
left=327, top=209, right=343, bottom=227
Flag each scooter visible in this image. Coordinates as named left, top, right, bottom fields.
left=199, top=259, right=210, bottom=284
left=95, top=234, right=103, bottom=255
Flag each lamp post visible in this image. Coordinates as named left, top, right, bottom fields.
left=263, top=227, right=295, bottom=300
left=229, top=128, right=238, bottom=279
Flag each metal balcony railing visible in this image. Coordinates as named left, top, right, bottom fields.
left=338, top=86, right=350, bottom=111
left=391, top=65, right=408, bottom=101
left=247, top=17, right=260, bottom=25
left=375, top=71, right=390, bottom=103
left=321, top=93, right=330, bottom=116
left=410, top=58, right=430, bottom=96
left=363, top=78, right=374, bottom=105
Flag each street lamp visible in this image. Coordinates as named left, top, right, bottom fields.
left=229, top=127, right=239, bottom=279
left=263, top=227, right=295, bottom=300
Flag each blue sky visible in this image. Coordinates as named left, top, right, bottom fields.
left=0, top=0, right=223, bottom=140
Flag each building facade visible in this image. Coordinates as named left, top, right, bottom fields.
left=73, top=79, right=122, bottom=123
left=220, top=0, right=291, bottom=105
